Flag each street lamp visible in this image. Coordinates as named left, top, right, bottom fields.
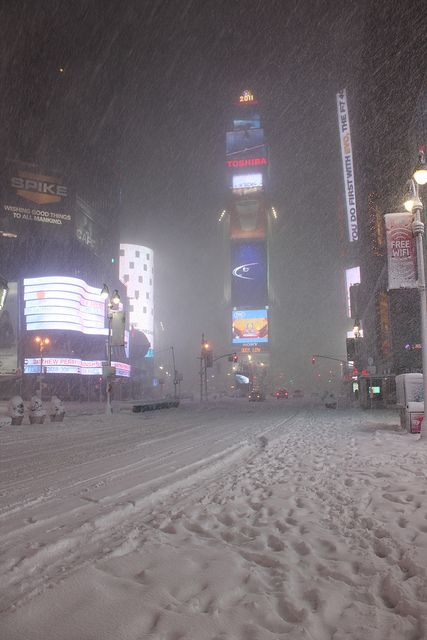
left=100, top=284, right=121, bottom=415
left=34, top=336, right=50, bottom=400
left=403, top=151, right=427, bottom=433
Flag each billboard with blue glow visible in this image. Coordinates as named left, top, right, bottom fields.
left=231, top=242, right=267, bottom=307
left=232, top=309, right=269, bottom=344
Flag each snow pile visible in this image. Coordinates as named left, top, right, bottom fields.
left=1, top=403, right=427, bottom=639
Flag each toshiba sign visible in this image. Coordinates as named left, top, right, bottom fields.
left=226, top=157, right=267, bottom=168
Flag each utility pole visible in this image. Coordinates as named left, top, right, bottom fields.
left=200, top=334, right=205, bottom=402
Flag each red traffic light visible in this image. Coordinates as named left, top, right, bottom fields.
left=232, top=352, right=238, bottom=362
left=311, top=356, right=316, bottom=365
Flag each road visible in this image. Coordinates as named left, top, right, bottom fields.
left=0, top=400, right=302, bottom=609
left=2, top=399, right=427, bottom=640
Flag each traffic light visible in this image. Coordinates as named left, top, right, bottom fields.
left=311, top=356, right=316, bottom=365
left=205, top=350, right=213, bottom=368
left=232, top=352, right=238, bottom=362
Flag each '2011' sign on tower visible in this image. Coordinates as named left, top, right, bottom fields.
left=223, top=89, right=273, bottom=388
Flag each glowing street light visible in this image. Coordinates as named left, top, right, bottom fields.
left=402, top=154, right=427, bottom=434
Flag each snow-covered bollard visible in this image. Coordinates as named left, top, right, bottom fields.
left=29, top=395, right=46, bottom=425
left=8, top=395, right=25, bottom=426
left=49, top=396, right=65, bottom=422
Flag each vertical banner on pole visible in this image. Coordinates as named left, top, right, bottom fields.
left=385, top=212, right=417, bottom=289
left=336, top=89, right=358, bottom=242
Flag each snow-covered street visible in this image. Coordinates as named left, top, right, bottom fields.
left=1, top=400, right=427, bottom=639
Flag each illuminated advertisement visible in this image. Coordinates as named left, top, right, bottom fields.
left=226, top=155, right=267, bottom=169
left=232, top=174, right=263, bottom=190
left=345, top=267, right=360, bottom=317
left=1, top=162, right=74, bottom=232
left=231, top=242, right=268, bottom=307
left=232, top=309, right=269, bottom=344
left=233, top=117, right=260, bottom=130
left=230, top=195, right=267, bottom=240
left=239, top=344, right=269, bottom=354
left=237, top=89, right=257, bottom=105
left=0, top=282, right=18, bottom=375
left=23, top=276, right=107, bottom=335
left=24, top=357, right=130, bottom=377
left=385, top=213, right=417, bottom=289
left=226, top=129, right=265, bottom=159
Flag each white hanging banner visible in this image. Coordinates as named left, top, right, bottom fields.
left=385, top=212, right=417, bottom=289
left=337, top=89, right=358, bottom=242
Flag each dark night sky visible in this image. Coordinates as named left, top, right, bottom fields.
left=1, top=0, right=423, bottom=388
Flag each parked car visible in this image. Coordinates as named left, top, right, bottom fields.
left=292, top=389, right=304, bottom=398
left=274, top=388, right=289, bottom=399
left=249, top=389, right=265, bottom=402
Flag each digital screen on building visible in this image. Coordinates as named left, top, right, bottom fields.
left=23, top=276, right=107, bottom=335
left=232, top=174, right=263, bottom=190
left=231, top=242, right=268, bottom=307
left=230, top=195, right=267, bottom=240
left=232, top=309, right=269, bottom=344
left=226, top=129, right=265, bottom=159
left=24, top=357, right=130, bottom=377
left=233, top=117, right=260, bottom=131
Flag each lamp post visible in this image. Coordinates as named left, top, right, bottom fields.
left=404, top=151, right=427, bottom=434
left=100, top=284, right=121, bottom=415
left=34, top=336, right=50, bottom=400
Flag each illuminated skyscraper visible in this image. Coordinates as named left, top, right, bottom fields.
left=224, top=90, right=272, bottom=387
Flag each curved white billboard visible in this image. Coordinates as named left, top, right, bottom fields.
left=23, top=276, right=107, bottom=335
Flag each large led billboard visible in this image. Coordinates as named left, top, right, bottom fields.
left=232, top=309, right=269, bottom=344
left=232, top=174, right=263, bottom=190
left=231, top=242, right=268, bottom=307
left=24, top=357, right=130, bottom=377
left=233, top=117, right=260, bottom=131
left=23, top=276, right=107, bottom=335
left=229, top=195, right=267, bottom=240
left=226, top=129, right=265, bottom=159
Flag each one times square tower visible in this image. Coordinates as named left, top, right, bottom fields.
left=224, top=90, right=272, bottom=391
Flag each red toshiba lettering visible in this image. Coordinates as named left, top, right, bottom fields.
left=226, top=157, right=267, bottom=168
